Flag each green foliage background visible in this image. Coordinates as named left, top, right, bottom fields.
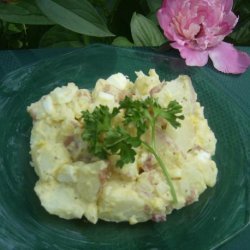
left=0, top=0, right=249, bottom=49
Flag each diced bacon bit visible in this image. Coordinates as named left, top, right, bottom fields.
left=63, top=135, right=74, bottom=147
left=99, top=167, right=111, bottom=185
left=64, top=135, right=85, bottom=161
left=150, top=84, right=164, bottom=96
left=151, top=214, right=166, bottom=222
left=185, top=189, right=196, bottom=205
left=155, top=128, right=171, bottom=147
left=142, top=154, right=154, bottom=172
left=157, top=117, right=168, bottom=130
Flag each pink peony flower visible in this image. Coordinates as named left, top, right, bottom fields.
left=157, top=0, right=250, bottom=74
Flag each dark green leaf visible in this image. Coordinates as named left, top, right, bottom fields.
left=233, top=0, right=250, bottom=16
left=112, top=36, right=134, bottom=47
left=82, top=105, right=117, bottom=159
left=7, top=23, right=23, bottom=33
left=105, top=0, right=121, bottom=14
left=130, top=12, right=166, bottom=46
left=104, top=127, right=137, bottom=167
left=0, top=0, right=53, bottom=25
left=146, top=0, right=162, bottom=25
left=229, top=20, right=250, bottom=45
left=39, top=25, right=84, bottom=48
left=147, top=11, right=158, bottom=24
left=25, top=25, right=52, bottom=48
left=116, top=143, right=136, bottom=167
left=88, top=0, right=121, bottom=20
left=229, top=0, right=250, bottom=45
left=36, top=0, right=114, bottom=37
left=158, top=100, right=184, bottom=128
left=82, top=105, right=138, bottom=167
left=146, top=0, right=161, bottom=12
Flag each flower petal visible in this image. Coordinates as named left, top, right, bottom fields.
left=157, top=9, right=186, bottom=45
left=223, top=0, right=234, bottom=13
left=157, top=8, right=174, bottom=41
left=162, top=0, right=181, bottom=16
left=171, top=42, right=209, bottom=66
left=208, top=42, right=250, bottom=74
left=222, top=11, right=238, bottom=30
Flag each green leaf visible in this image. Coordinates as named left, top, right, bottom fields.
left=147, top=11, right=158, bottom=24
left=146, top=0, right=162, bottom=12
left=146, top=0, right=162, bottom=25
left=229, top=0, right=250, bottom=45
left=105, top=0, right=121, bottom=14
left=156, top=100, right=185, bottom=128
left=229, top=20, right=250, bottom=45
left=119, top=96, right=149, bottom=137
left=112, top=36, right=134, bottom=47
left=130, top=12, right=166, bottom=46
left=7, top=23, right=23, bottom=33
left=36, top=0, right=114, bottom=37
left=39, top=25, right=84, bottom=48
left=0, top=0, right=53, bottom=25
left=233, top=0, right=250, bottom=15
left=88, top=0, right=121, bottom=20
left=116, top=143, right=136, bottom=167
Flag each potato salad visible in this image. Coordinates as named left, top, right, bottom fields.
left=27, top=69, right=217, bottom=224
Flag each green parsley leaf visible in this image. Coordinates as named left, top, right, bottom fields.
left=82, top=106, right=139, bottom=167
left=149, top=99, right=185, bottom=128
left=81, top=105, right=118, bottom=159
left=81, top=96, right=184, bottom=203
left=119, top=96, right=149, bottom=137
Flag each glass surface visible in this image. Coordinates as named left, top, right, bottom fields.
left=0, top=44, right=249, bottom=250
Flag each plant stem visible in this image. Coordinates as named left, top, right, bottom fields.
left=150, top=119, right=156, bottom=150
left=22, top=24, right=27, bottom=36
left=142, top=141, right=178, bottom=204
left=22, top=24, right=28, bottom=48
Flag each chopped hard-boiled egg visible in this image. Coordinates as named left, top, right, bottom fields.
left=27, top=69, right=217, bottom=224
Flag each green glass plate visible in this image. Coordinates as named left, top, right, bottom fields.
left=0, top=44, right=249, bottom=250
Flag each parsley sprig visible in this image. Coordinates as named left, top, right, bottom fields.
left=82, top=96, right=184, bottom=203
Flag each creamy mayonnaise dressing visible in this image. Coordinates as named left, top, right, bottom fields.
left=27, top=69, right=217, bottom=224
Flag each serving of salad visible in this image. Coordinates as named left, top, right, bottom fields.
left=27, top=69, right=217, bottom=224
